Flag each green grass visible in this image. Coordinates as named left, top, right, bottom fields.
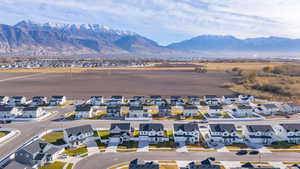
left=117, top=141, right=138, bottom=149
left=266, top=141, right=300, bottom=149
left=63, top=146, right=87, bottom=157
left=0, top=131, right=9, bottom=138
left=39, top=162, right=66, bottom=169
left=94, top=130, right=110, bottom=139
left=149, top=141, right=177, bottom=148
left=66, top=163, right=73, bottom=169
left=41, top=131, right=66, bottom=145
left=165, top=130, right=174, bottom=137
left=95, top=139, right=107, bottom=149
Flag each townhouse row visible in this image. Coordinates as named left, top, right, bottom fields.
left=0, top=95, right=66, bottom=106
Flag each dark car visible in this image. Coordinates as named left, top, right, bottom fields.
left=0, top=120, right=11, bottom=124
left=236, top=150, right=248, bottom=155
left=249, top=150, right=259, bottom=155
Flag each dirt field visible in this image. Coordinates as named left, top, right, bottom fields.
left=0, top=70, right=234, bottom=99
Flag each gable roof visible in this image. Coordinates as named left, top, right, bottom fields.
left=246, top=125, right=274, bottom=132
left=75, top=105, right=92, bottom=112
left=139, top=123, right=164, bottom=132
left=205, top=95, right=218, bottom=99
left=263, top=104, right=278, bottom=109
left=23, top=107, right=39, bottom=111
left=20, top=139, right=48, bottom=155
left=280, top=123, right=300, bottom=132
left=174, top=123, right=198, bottom=132
left=110, top=123, right=131, bottom=131
left=51, top=96, right=65, bottom=99
left=238, top=105, right=252, bottom=110
left=209, top=105, right=223, bottom=110
left=65, top=125, right=93, bottom=137
left=209, top=124, right=236, bottom=132
left=0, top=106, right=14, bottom=111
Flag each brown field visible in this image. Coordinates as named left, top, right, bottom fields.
left=0, top=70, right=233, bottom=99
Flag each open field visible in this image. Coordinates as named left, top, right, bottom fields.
left=0, top=70, right=233, bottom=99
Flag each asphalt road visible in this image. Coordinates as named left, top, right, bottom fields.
left=75, top=152, right=300, bottom=169
left=1, top=106, right=300, bottom=164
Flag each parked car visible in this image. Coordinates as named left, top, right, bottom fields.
left=236, top=150, right=248, bottom=155
left=0, top=120, right=11, bottom=124
left=249, top=150, right=259, bottom=155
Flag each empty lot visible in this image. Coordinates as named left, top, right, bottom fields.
left=0, top=70, right=234, bottom=99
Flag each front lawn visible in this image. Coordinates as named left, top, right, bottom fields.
left=39, top=162, right=66, bottom=169
left=160, top=165, right=179, bottom=169
left=66, top=163, right=73, bottom=169
left=63, top=146, right=87, bottom=157
left=225, top=143, right=248, bottom=149
left=94, top=130, right=110, bottom=139
left=41, top=131, right=66, bottom=145
left=149, top=141, right=177, bottom=148
left=118, top=141, right=138, bottom=149
left=95, top=139, right=107, bottom=150
left=0, top=131, right=9, bottom=138
left=267, top=141, right=300, bottom=149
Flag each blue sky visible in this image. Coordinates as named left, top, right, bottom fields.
left=0, top=0, right=299, bottom=45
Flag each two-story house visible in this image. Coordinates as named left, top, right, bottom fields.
left=75, top=105, right=95, bottom=119
left=282, top=103, right=300, bottom=114
left=129, top=96, right=145, bottom=107
left=208, top=105, right=223, bottom=117
left=222, top=95, right=239, bottom=105
left=107, top=96, right=125, bottom=106
left=150, top=95, right=165, bottom=106
left=88, top=96, right=104, bottom=106
left=158, top=105, right=171, bottom=117
left=106, top=106, right=121, bottom=117
left=139, top=123, right=166, bottom=143
left=187, top=96, right=200, bottom=105
left=232, top=105, right=253, bottom=117
left=257, top=104, right=280, bottom=115
left=170, top=96, right=185, bottom=106
left=204, top=95, right=221, bottom=105
left=8, top=96, right=27, bottom=106
left=173, top=123, right=200, bottom=144
left=64, top=125, right=94, bottom=146
left=22, top=107, right=45, bottom=118
left=238, top=94, right=254, bottom=104
left=0, top=106, right=21, bottom=119
left=278, top=123, right=300, bottom=144
left=245, top=125, right=275, bottom=145
left=109, top=123, right=133, bottom=144
left=31, top=96, right=47, bottom=106
left=49, top=96, right=66, bottom=106
left=183, top=105, right=199, bottom=117
left=15, top=139, right=62, bottom=168
left=125, top=106, right=152, bottom=120
left=208, top=124, right=241, bottom=145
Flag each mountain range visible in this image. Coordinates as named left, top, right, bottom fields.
left=0, top=20, right=300, bottom=58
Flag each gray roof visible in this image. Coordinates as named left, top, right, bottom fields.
left=65, top=125, right=93, bottom=137
left=4, top=160, right=33, bottom=169
left=110, top=123, right=131, bottom=131
left=139, top=123, right=164, bottom=132
left=209, top=124, right=236, bottom=132
left=129, top=106, right=144, bottom=111
left=263, top=104, right=278, bottom=109
left=174, top=123, right=199, bottom=132
left=224, top=95, right=238, bottom=99
left=205, top=95, right=219, bottom=99
left=11, top=96, right=25, bottom=99
left=23, top=107, right=39, bottom=111
left=209, top=105, right=223, bottom=110
left=184, top=105, right=198, bottom=110
left=45, top=146, right=62, bottom=155
left=246, top=125, right=274, bottom=132
left=280, top=123, right=300, bottom=132
left=238, top=105, right=252, bottom=110
left=21, top=139, right=48, bottom=155
left=75, top=105, right=92, bottom=112
left=51, top=96, right=65, bottom=99
left=0, top=106, right=14, bottom=111
left=129, top=159, right=159, bottom=169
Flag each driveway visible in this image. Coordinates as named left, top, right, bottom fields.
left=105, top=142, right=118, bottom=152
left=137, top=141, right=149, bottom=152
left=176, top=142, right=187, bottom=152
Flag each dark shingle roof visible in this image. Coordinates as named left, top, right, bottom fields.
left=246, top=125, right=274, bottom=132
left=21, top=139, right=48, bottom=154
left=209, top=105, right=223, bottom=110
left=238, top=105, right=252, bottom=110
left=65, top=125, right=93, bottom=137
left=280, top=123, right=300, bottom=132
left=110, top=123, right=131, bottom=131
left=184, top=105, right=198, bottom=110
left=51, top=96, right=64, bottom=99
left=129, top=159, right=159, bottom=169
left=23, top=107, right=39, bottom=111
left=139, top=123, right=164, bottom=132
left=174, top=123, right=198, bottom=132
left=0, top=106, right=14, bottom=111
left=75, top=105, right=92, bottom=112
left=263, top=104, right=278, bottom=109
left=209, top=124, right=236, bottom=132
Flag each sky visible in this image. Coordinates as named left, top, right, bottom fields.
left=0, top=0, right=299, bottom=45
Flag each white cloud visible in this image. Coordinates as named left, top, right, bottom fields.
left=0, top=0, right=299, bottom=45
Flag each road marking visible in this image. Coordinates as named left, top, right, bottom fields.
left=0, top=73, right=45, bottom=82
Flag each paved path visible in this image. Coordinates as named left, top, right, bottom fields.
left=176, top=142, right=188, bottom=152
left=137, top=141, right=149, bottom=152
left=87, top=140, right=100, bottom=155
left=105, top=142, right=118, bottom=152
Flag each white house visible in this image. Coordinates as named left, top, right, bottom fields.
left=170, top=96, right=185, bottom=106
left=106, top=106, right=121, bottom=117
left=139, top=123, right=167, bottom=143
left=158, top=105, right=171, bottom=117
left=8, top=96, right=27, bottom=106
left=64, top=125, right=94, bottom=146
left=88, top=96, right=104, bottom=106
left=0, top=96, right=9, bottom=105
left=173, top=123, right=199, bottom=144
left=22, top=107, right=45, bottom=118
left=109, top=123, right=132, bottom=144
left=183, top=105, right=199, bottom=117
left=278, top=123, right=300, bottom=144
left=107, top=96, right=125, bottom=106
left=75, top=105, right=95, bottom=119
left=0, top=106, right=21, bottom=119
left=129, top=96, right=145, bottom=107
left=245, top=125, right=275, bottom=145
left=238, top=95, right=254, bottom=104
left=150, top=95, right=165, bottom=106
left=282, top=103, right=300, bottom=114
left=232, top=105, right=254, bottom=117
left=257, top=104, right=280, bottom=115
left=125, top=106, right=152, bottom=121
left=208, top=105, right=223, bottom=117
left=204, top=95, right=221, bottom=105
left=49, top=96, right=66, bottom=105
left=208, top=124, right=242, bottom=145
left=31, top=96, right=47, bottom=106
left=222, top=95, right=239, bottom=105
